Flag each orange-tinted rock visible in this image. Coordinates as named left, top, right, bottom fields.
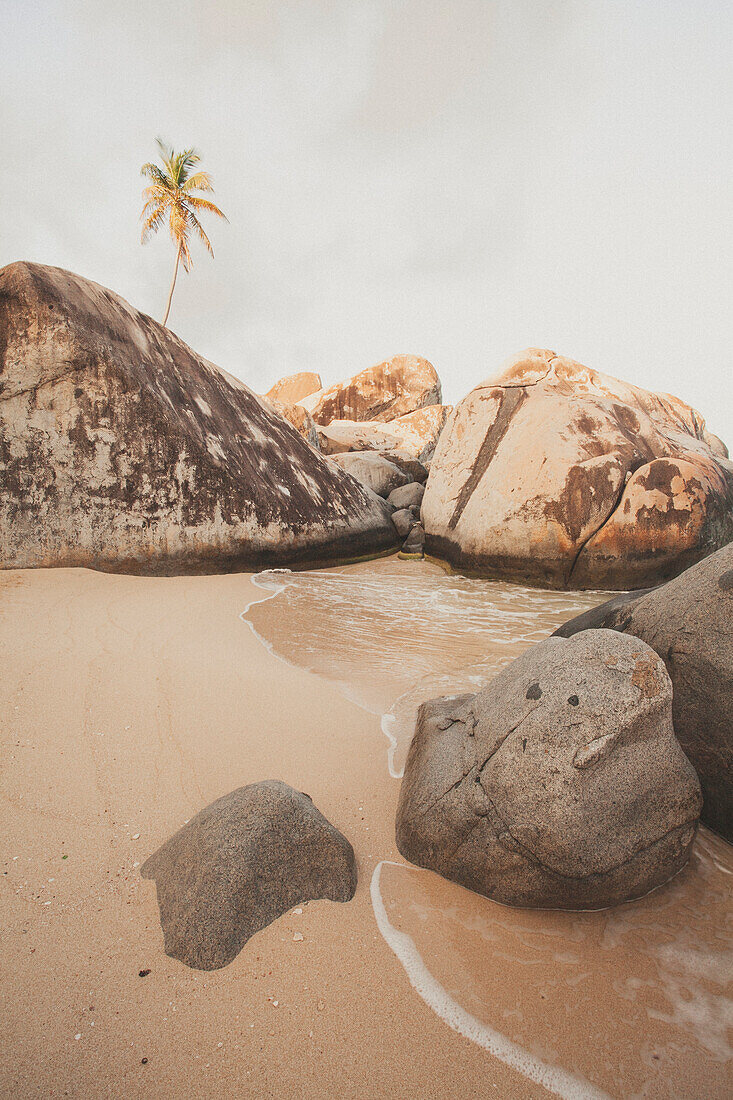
left=305, top=355, right=441, bottom=425
left=317, top=404, right=451, bottom=463
left=264, top=398, right=320, bottom=449
left=265, top=371, right=322, bottom=406
left=0, top=263, right=397, bottom=572
left=423, top=349, right=733, bottom=589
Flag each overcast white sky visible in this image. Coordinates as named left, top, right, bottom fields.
left=3, top=1, right=732, bottom=440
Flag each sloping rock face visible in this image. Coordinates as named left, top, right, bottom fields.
left=397, top=630, right=702, bottom=909
left=0, top=262, right=397, bottom=572
left=554, top=543, right=733, bottom=841
left=304, top=355, right=441, bottom=425
left=318, top=404, right=451, bottom=463
left=265, top=371, right=322, bottom=405
left=264, top=398, right=320, bottom=449
left=422, top=348, right=733, bottom=589
left=142, top=781, right=357, bottom=970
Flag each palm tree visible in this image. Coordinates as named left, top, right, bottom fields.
left=140, top=138, right=227, bottom=326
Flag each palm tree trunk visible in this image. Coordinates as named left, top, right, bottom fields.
left=162, top=246, right=181, bottom=326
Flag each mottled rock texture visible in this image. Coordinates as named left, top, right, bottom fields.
left=264, top=398, right=320, bottom=449
left=397, top=630, right=702, bottom=909
left=303, top=355, right=441, bottom=425
left=422, top=348, right=733, bottom=589
left=142, top=781, right=357, bottom=970
left=265, top=371, right=322, bottom=406
left=327, top=451, right=410, bottom=498
left=317, top=404, right=451, bottom=463
left=554, top=543, right=733, bottom=841
left=0, top=262, right=397, bottom=572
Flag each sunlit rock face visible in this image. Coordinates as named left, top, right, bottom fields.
left=318, top=404, right=452, bottom=464
left=422, top=348, right=733, bottom=590
left=554, top=542, right=733, bottom=842
left=265, top=371, right=322, bottom=406
left=396, top=630, right=702, bottom=910
left=303, top=354, right=441, bottom=425
left=0, top=262, right=397, bottom=572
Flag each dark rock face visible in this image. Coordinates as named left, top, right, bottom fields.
left=399, top=522, right=425, bottom=560
left=0, top=262, right=397, bottom=572
left=391, top=508, right=415, bottom=538
left=387, top=481, right=425, bottom=510
left=554, top=543, right=733, bottom=841
left=422, top=348, right=733, bottom=589
left=396, top=630, right=702, bottom=909
left=141, top=781, right=357, bottom=970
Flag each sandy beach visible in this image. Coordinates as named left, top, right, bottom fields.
left=2, top=562, right=730, bottom=1099
left=0, top=564, right=543, bottom=1099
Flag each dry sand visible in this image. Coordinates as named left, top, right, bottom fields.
left=1, top=565, right=731, bottom=1099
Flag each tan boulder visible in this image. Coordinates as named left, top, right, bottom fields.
left=423, top=348, right=733, bottom=589
left=317, top=404, right=451, bottom=463
left=263, top=398, right=320, bottom=449
left=304, top=355, right=441, bottom=425
left=0, top=262, right=397, bottom=572
left=327, top=452, right=410, bottom=498
left=265, top=371, right=322, bottom=406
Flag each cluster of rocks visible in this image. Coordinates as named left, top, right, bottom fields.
left=397, top=543, right=732, bottom=907
left=261, top=355, right=449, bottom=557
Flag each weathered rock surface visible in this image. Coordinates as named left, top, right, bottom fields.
left=387, top=481, right=425, bottom=510
left=265, top=371, right=322, bottom=406
left=316, top=404, right=451, bottom=463
left=422, top=348, right=733, bottom=589
left=142, top=781, right=357, bottom=970
left=554, top=543, right=733, bottom=841
left=399, top=522, right=425, bottom=560
left=263, top=398, right=320, bottom=448
left=303, top=355, right=441, bottom=426
left=391, top=508, right=415, bottom=538
left=0, top=262, right=398, bottom=572
left=379, top=451, right=429, bottom=484
left=396, top=630, right=702, bottom=909
left=328, top=451, right=410, bottom=498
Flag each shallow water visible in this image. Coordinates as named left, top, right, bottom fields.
left=243, top=556, right=605, bottom=776
left=242, top=556, right=733, bottom=1098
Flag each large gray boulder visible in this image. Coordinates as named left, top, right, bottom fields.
left=554, top=543, right=733, bottom=841
left=141, top=781, right=357, bottom=970
left=422, top=348, right=733, bottom=589
left=396, top=630, right=702, bottom=909
left=0, top=263, right=397, bottom=572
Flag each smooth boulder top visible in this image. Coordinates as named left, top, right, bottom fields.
left=327, top=451, right=411, bottom=498
left=397, top=629, right=702, bottom=910
left=554, top=542, right=733, bottom=841
left=387, top=481, right=425, bottom=510
left=0, top=262, right=397, bottom=572
left=265, top=371, right=322, bottom=406
left=422, top=348, right=733, bottom=590
left=302, top=355, right=441, bottom=426
left=141, top=781, right=357, bottom=971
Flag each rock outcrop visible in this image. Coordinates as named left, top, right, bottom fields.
left=327, top=451, right=410, bottom=498
left=265, top=371, right=322, bottom=406
left=142, top=781, right=357, bottom=970
left=554, top=543, right=733, bottom=841
left=396, top=630, right=702, bottom=909
left=317, top=404, right=451, bottom=464
left=303, top=355, right=441, bottom=426
left=0, top=262, right=398, bottom=572
left=422, top=348, right=733, bottom=589
left=263, top=398, right=320, bottom=449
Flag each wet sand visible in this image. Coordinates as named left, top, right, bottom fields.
left=1, top=562, right=731, bottom=1098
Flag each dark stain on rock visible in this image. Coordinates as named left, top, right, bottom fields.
left=526, top=682, right=542, bottom=700
left=568, top=695, right=579, bottom=706
left=717, top=569, right=733, bottom=591
left=543, top=459, right=620, bottom=544
left=448, top=387, right=525, bottom=531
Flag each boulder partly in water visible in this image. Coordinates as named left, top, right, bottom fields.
left=554, top=542, right=733, bottom=841
left=422, top=348, right=733, bottom=590
left=396, top=630, right=702, bottom=909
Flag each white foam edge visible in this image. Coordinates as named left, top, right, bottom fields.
left=370, top=860, right=611, bottom=1100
